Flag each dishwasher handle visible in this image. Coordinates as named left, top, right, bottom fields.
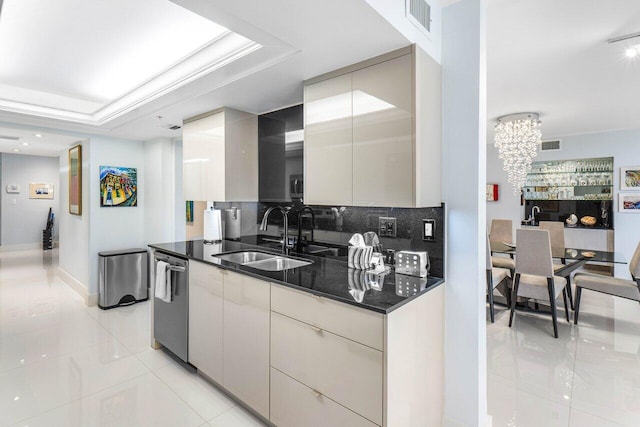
left=168, top=265, right=186, bottom=272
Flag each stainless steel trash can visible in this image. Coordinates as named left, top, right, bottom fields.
left=98, top=248, right=148, bottom=309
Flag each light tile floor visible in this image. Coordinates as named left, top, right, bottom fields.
left=0, top=249, right=265, bottom=427
left=488, top=286, right=640, bottom=427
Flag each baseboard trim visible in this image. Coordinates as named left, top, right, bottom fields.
left=56, top=267, right=97, bottom=307
left=0, top=243, right=42, bottom=252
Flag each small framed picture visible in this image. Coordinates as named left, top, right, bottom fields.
left=618, top=193, right=640, bottom=213
left=486, top=184, right=499, bottom=202
left=620, top=166, right=640, bottom=191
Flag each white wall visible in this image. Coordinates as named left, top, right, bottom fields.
left=442, top=0, right=487, bottom=426
left=87, top=136, right=145, bottom=295
left=1, top=153, right=60, bottom=246
left=59, top=140, right=91, bottom=288
left=144, top=137, right=184, bottom=245
left=487, top=128, right=640, bottom=279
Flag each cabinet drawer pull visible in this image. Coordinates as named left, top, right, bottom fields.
left=314, top=294, right=322, bottom=302
left=311, top=325, right=323, bottom=334
left=311, top=388, right=323, bottom=398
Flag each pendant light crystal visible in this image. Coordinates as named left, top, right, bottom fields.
left=494, top=113, right=542, bottom=193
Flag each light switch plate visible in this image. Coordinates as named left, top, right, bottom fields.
left=422, top=219, right=436, bottom=241
left=379, top=217, right=397, bottom=238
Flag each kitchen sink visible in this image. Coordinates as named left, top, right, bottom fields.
left=244, top=257, right=312, bottom=271
left=212, top=251, right=312, bottom=271
left=213, top=251, right=276, bottom=264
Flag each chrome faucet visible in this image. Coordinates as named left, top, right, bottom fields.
left=296, top=206, right=316, bottom=253
left=531, top=205, right=541, bottom=225
left=259, top=206, right=293, bottom=254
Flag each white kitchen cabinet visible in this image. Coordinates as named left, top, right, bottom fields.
left=188, top=260, right=224, bottom=383
left=352, top=54, right=413, bottom=207
left=223, top=270, right=270, bottom=419
left=270, top=367, right=377, bottom=427
left=271, top=283, right=384, bottom=350
left=271, top=311, right=383, bottom=425
left=304, top=73, right=353, bottom=205
left=303, top=45, right=442, bottom=208
left=183, top=107, right=258, bottom=202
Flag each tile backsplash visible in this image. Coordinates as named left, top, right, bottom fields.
left=213, top=201, right=445, bottom=278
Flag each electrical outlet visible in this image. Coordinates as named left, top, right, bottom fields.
left=379, top=216, right=397, bottom=238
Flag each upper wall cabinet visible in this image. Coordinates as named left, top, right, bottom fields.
left=183, top=107, right=258, bottom=202
left=304, top=45, right=442, bottom=208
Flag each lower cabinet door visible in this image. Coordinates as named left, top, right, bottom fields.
left=270, top=368, right=378, bottom=427
left=271, top=312, right=383, bottom=425
left=223, top=271, right=270, bottom=419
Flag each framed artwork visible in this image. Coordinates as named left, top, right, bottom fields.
left=486, top=184, right=499, bottom=202
left=186, top=201, right=194, bottom=222
left=620, top=166, right=640, bottom=190
left=69, top=145, right=82, bottom=215
left=29, top=183, right=54, bottom=199
left=618, top=193, right=640, bottom=212
left=100, top=166, right=137, bottom=207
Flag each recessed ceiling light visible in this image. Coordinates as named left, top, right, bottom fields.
left=34, top=133, right=43, bottom=138
left=22, top=142, right=29, bottom=146
left=12, top=149, right=20, bottom=152
left=626, top=46, right=639, bottom=58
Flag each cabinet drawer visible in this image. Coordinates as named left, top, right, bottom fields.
left=271, top=368, right=378, bottom=427
left=270, top=284, right=383, bottom=350
left=271, top=312, right=383, bottom=425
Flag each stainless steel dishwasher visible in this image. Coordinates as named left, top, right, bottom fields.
left=153, top=252, right=189, bottom=362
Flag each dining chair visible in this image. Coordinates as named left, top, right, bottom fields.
left=573, top=241, right=640, bottom=324
left=490, top=219, right=513, bottom=244
left=487, top=236, right=511, bottom=323
left=490, top=219, right=516, bottom=273
left=539, top=221, right=574, bottom=309
left=509, top=229, right=570, bottom=338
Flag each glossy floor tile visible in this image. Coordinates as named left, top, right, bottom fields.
left=488, top=287, right=640, bottom=426
left=0, top=249, right=265, bottom=426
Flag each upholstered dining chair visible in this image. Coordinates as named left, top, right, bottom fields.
left=490, top=219, right=513, bottom=244
left=539, top=221, right=574, bottom=309
left=509, top=229, right=570, bottom=338
left=487, top=236, right=511, bottom=323
left=490, top=219, right=516, bottom=273
left=573, top=241, right=640, bottom=324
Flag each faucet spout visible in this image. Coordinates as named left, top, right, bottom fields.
left=259, top=206, right=292, bottom=254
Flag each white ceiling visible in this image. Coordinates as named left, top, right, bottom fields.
left=4, top=0, right=634, bottom=145
left=0, top=127, right=84, bottom=157
left=0, top=0, right=410, bottom=141
left=488, top=0, right=640, bottom=140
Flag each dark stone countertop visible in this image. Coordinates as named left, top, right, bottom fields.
left=148, top=239, right=444, bottom=314
left=521, top=222, right=613, bottom=230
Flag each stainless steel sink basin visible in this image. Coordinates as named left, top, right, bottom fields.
left=212, top=251, right=313, bottom=271
left=244, top=257, right=312, bottom=271
left=213, top=251, right=276, bottom=264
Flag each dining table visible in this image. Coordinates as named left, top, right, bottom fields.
left=490, top=240, right=627, bottom=310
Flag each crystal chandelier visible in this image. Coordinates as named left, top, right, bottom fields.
left=494, top=113, right=542, bottom=193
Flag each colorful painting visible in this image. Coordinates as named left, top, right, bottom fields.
left=186, top=201, right=194, bottom=222
left=619, top=193, right=640, bottom=212
left=620, top=166, right=640, bottom=191
left=100, top=166, right=137, bottom=207
left=29, top=183, right=54, bottom=199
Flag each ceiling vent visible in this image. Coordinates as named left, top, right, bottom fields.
left=406, top=0, right=431, bottom=35
left=541, top=140, right=561, bottom=151
left=168, top=125, right=181, bottom=131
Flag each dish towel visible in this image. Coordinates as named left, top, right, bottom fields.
left=155, top=261, right=172, bottom=303
left=363, top=231, right=383, bottom=253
